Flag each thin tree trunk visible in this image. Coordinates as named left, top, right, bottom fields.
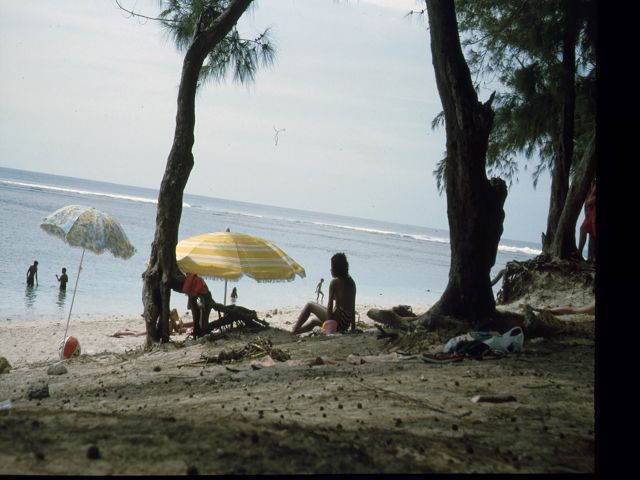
left=543, top=0, right=579, bottom=255
left=549, top=130, right=596, bottom=258
left=142, top=0, right=254, bottom=345
left=425, top=0, right=507, bottom=325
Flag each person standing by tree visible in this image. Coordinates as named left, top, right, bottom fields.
left=26, top=261, right=38, bottom=287
left=577, top=180, right=596, bottom=262
left=56, top=267, right=69, bottom=291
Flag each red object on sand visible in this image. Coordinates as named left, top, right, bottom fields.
left=59, top=336, right=81, bottom=359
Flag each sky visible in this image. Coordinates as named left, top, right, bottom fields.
left=0, top=0, right=554, bottom=244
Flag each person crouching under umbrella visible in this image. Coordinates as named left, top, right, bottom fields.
left=181, top=273, right=216, bottom=338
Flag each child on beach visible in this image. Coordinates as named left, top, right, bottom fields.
left=315, top=278, right=325, bottom=304
left=26, top=261, right=38, bottom=287
left=56, top=267, right=68, bottom=290
left=230, top=287, right=238, bottom=305
left=293, top=253, right=357, bottom=335
left=112, top=309, right=192, bottom=337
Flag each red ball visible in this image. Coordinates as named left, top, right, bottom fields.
left=59, top=336, right=81, bottom=359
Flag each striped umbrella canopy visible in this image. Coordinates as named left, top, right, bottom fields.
left=176, top=231, right=305, bottom=303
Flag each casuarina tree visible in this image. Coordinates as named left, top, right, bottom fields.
left=422, top=0, right=507, bottom=326
left=453, top=0, right=597, bottom=260
left=117, top=0, right=274, bottom=344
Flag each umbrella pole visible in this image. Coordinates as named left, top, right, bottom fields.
left=62, top=248, right=84, bottom=342
left=224, top=280, right=228, bottom=306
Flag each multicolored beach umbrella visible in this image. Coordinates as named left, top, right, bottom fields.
left=40, top=205, right=136, bottom=259
left=40, top=205, right=136, bottom=348
left=176, top=231, right=305, bottom=304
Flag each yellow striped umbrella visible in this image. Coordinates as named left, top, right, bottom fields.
left=176, top=231, right=305, bottom=303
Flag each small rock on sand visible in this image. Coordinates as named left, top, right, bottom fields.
left=0, top=357, right=11, bottom=374
left=27, top=382, right=50, bottom=400
left=47, top=362, right=68, bottom=375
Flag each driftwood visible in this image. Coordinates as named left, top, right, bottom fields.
left=200, top=336, right=290, bottom=364
left=375, top=326, right=399, bottom=340
left=367, top=307, right=466, bottom=332
left=202, top=302, right=270, bottom=335
left=367, top=308, right=416, bottom=331
left=368, top=302, right=592, bottom=345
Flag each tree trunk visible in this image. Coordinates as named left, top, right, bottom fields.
left=549, top=130, right=596, bottom=258
left=542, top=0, right=579, bottom=256
left=425, top=0, right=507, bottom=325
left=142, top=0, right=254, bottom=345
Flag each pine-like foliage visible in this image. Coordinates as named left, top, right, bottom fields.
left=158, top=0, right=275, bottom=84
left=432, top=0, right=596, bottom=189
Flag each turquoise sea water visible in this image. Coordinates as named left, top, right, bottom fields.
left=0, top=166, right=540, bottom=321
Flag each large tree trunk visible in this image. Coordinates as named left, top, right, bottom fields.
left=542, top=0, right=579, bottom=256
left=425, top=0, right=507, bottom=325
left=549, top=130, right=596, bottom=258
left=142, top=0, right=254, bottom=345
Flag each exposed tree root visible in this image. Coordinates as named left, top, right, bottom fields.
left=367, top=256, right=596, bottom=355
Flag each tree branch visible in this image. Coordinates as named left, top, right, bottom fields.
left=196, top=0, right=254, bottom=48
left=113, top=0, right=178, bottom=24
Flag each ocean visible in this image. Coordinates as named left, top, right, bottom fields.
left=0, top=166, right=541, bottom=321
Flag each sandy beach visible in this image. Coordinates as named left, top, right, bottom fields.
left=0, top=304, right=429, bottom=368
left=0, top=293, right=595, bottom=475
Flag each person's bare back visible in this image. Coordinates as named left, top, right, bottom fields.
left=293, top=253, right=357, bottom=334
left=327, top=276, right=356, bottom=318
left=326, top=253, right=357, bottom=332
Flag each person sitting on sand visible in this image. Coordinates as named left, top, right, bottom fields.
left=169, top=308, right=193, bottom=334
left=292, top=253, right=356, bottom=335
left=112, top=309, right=192, bottom=337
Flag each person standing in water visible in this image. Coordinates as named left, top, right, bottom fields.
left=293, top=253, right=356, bottom=334
left=56, top=267, right=69, bottom=290
left=26, top=261, right=38, bottom=287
